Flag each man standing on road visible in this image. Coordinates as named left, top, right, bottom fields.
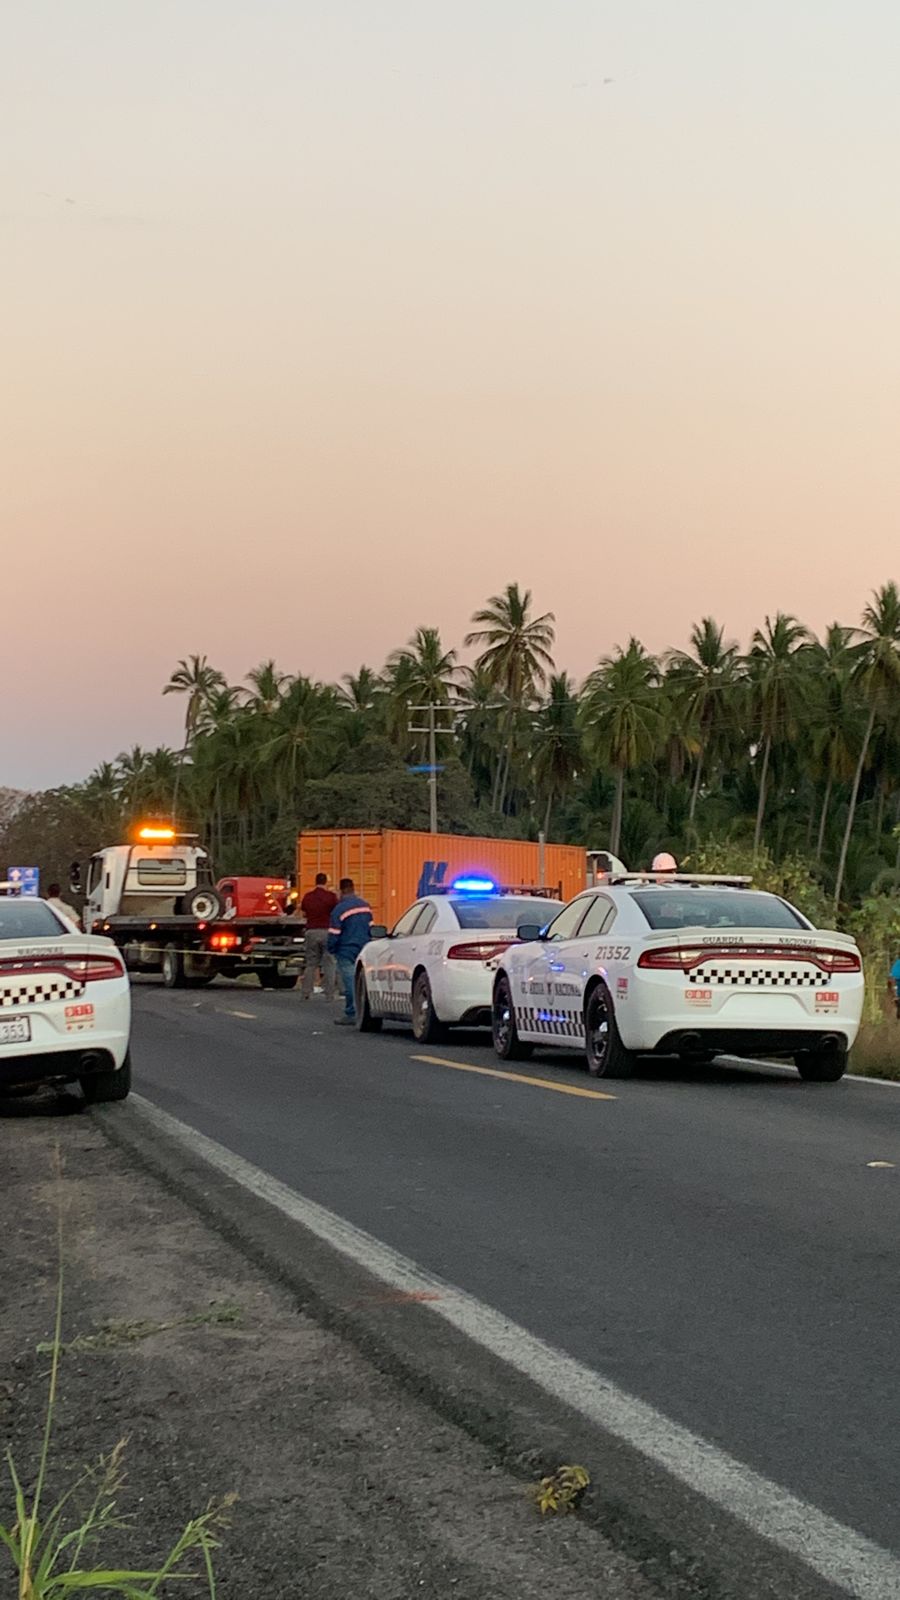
left=300, top=873, right=338, bottom=1000
left=327, top=878, right=372, bottom=1026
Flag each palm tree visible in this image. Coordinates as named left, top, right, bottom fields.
left=666, top=618, right=741, bottom=822
left=115, top=747, right=151, bottom=818
left=747, top=614, right=810, bottom=855
left=385, top=628, right=459, bottom=756
left=194, top=685, right=242, bottom=739
left=163, top=655, right=227, bottom=815
left=242, top=660, right=288, bottom=715
left=264, top=678, right=342, bottom=819
left=84, top=762, right=122, bottom=834
left=465, top=583, right=555, bottom=811
left=339, top=666, right=382, bottom=714
left=582, top=640, right=661, bottom=856
left=833, top=583, right=900, bottom=911
left=803, top=625, right=858, bottom=864
left=533, top=673, right=582, bottom=837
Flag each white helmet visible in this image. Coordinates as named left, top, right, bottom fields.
left=651, top=852, right=678, bottom=873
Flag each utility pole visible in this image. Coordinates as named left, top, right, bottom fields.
left=407, top=703, right=450, bottom=834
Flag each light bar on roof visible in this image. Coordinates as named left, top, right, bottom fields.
left=451, top=876, right=497, bottom=895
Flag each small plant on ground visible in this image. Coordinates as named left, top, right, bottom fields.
left=529, top=1463, right=590, bottom=1515
left=1, top=1142, right=234, bottom=1598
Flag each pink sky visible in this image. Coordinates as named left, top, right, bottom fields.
left=3, top=1, right=898, bottom=788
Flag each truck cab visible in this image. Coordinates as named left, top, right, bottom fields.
left=78, top=828, right=215, bottom=931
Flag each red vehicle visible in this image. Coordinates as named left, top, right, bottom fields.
left=217, top=876, right=294, bottom=918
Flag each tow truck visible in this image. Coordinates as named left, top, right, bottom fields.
left=70, top=825, right=304, bottom=989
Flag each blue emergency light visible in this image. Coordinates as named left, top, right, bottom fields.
left=451, top=876, right=497, bottom=895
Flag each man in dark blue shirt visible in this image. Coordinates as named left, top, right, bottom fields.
left=327, top=879, right=373, bottom=1025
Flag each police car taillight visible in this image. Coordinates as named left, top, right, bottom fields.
left=447, top=941, right=513, bottom=961
left=638, top=947, right=705, bottom=971
left=0, top=954, right=124, bottom=982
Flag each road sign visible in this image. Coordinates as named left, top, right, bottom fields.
left=8, top=867, right=39, bottom=897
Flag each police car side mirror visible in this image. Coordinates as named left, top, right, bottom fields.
left=369, top=925, right=388, bottom=941
left=516, top=923, right=544, bottom=942
left=69, top=861, right=82, bottom=895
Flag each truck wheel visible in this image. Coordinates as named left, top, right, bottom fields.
left=355, top=967, right=382, bottom=1032
left=81, top=1050, right=132, bottom=1105
left=795, top=1044, right=848, bottom=1082
left=257, top=965, right=296, bottom=989
left=411, top=971, right=447, bottom=1044
left=585, top=983, right=634, bottom=1078
left=161, top=945, right=185, bottom=989
left=187, top=886, right=223, bottom=920
left=492, top=974, right=533, bottom=1061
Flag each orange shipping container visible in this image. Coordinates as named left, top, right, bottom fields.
left=297, top=829, right=587, bottom=929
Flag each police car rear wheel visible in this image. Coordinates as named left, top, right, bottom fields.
left=795, top=1044, right=848, bottom=1082
left=355, top=967, right=382, bottom=1032
left=492, top=975, right=533, bottom=1061
left=585, top=984, right=634, bottom=1078
left=411, top=972, right=447, bottom=1044
left=81, top=1049, right=132, bottom=1104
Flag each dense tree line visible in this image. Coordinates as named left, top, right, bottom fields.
left=4, top=581, right=900, bottom=918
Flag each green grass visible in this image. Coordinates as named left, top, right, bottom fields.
left=850, top=1020, right=900, bottom=1081
left=2, top=1142, right=234, bottom=1598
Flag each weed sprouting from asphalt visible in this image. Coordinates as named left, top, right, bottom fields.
left=1, top=1140, right=235, bottom=1598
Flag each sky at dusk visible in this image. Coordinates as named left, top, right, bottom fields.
left=3, top=1, right=898, bottom=789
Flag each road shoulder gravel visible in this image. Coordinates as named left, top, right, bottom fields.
left=1, top=1097, right=657, bottom=1600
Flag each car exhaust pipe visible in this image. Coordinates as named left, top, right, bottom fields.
left=79, top=1050, right=104, bottom=1073
left=819, top=1033, right=839, bottom=1052
left=679, top=1032, right=703, bottom=1054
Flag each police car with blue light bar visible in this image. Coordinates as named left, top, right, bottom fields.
left=491, top=873, right=864, bottom=1081
left=354, top=878, right=564, bottom=1042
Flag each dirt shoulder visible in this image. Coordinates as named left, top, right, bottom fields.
left=0, top=1096, right=658, bottom=1600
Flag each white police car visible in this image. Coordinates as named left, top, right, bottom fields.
left=0, top=892, right=132, bottom=1101
left=354, top=878, right=564, bottom=1043
left=492, top=873, right=864, bottom=1081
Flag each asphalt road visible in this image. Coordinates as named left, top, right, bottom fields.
left=129, top=979, right=900, bottom=1567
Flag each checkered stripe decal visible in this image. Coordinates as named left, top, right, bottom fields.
left=374, top=990, right=412, bottom=1018
left=693, top=967, right=821, bottom=988
left=0, top=978, right=85, bottom=1009
left=516, top=1006, right=583, bottom=1039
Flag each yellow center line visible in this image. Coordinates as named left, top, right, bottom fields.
left=411, top=1054, right=615, bottom=1101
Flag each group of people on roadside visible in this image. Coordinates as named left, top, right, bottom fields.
left=300, top=873, right=372, bottom=1026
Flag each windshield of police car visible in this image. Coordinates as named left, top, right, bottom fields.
left=0, top=901, right=68, bottom=940
left=631, top=890, right=810, bottom=931
left=450, top=897, right=562, bottom=930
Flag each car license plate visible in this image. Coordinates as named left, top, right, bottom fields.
left=0, top=1017, right=31, bottom=1045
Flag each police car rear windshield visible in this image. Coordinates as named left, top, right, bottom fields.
left=631, top=890, right=809, bottom=932
left=450, top=897, right=562, bottom=930
left=0, top=901, right=67, bottom=940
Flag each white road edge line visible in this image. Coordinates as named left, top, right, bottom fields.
left=130, top=1092, right=900, bottom=1599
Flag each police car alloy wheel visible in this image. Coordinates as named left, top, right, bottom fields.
left=354, top=967, right=382, bottom=1033
left=492, top=974, right=533, bottom=1061
left=585, top=984, right=634, bottom=1078
left=411, top=972, right=446, bottom=1044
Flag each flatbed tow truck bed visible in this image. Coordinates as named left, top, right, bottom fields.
left=95, top=915, right=307, bottom=989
